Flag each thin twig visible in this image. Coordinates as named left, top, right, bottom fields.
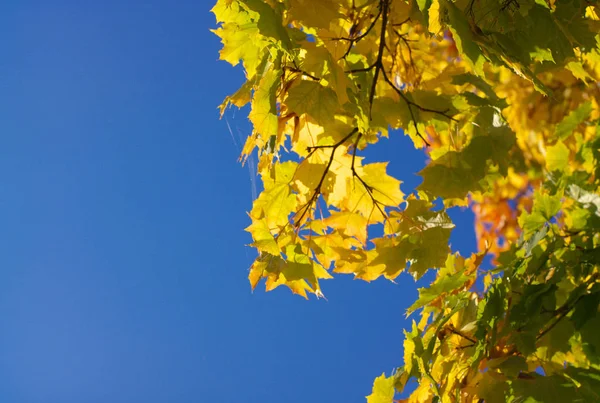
left=338, top=5, right=383, bottom=60
left=295, top=128, right=359, bottom=226
left=350, top=133, right=387, bottom=218
left=448, top=326, right=477, bottom=344
left=346, top=63, right=377, bottom=74
left=282, top=66, right=321, bottom=81
left=537, top=295, right=582, bottom=340
left=537, top=273, right=599, bottom=340
left=380, top=68, right=431, bottom=146
left=366, top=0, right=389, bottom=118
left=394, top=29, right=416, bottom=74
left=342, top=0, right=456, bottom=146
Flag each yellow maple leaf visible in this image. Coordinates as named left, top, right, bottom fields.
left=294, top=159, right=329, bottom=204
left=324, top=211, right=369, bottom=245
left=332, top=248, right=369, bottom=275
left=324, top=147, right=356, bottom=209
left=251, top=249, right=331, bottom=299
left=249, top=67, right=280, bottom=139
left=428, top=0, right=443, bottom=35
left=211, top=0, right=240, bottom=24
left=245, top=218, right=281, bottom=256
left=251, top=161, right=298, bottom=228
left=368, top=237, right=411, bottom=280
left=344, top=162, right=404, bottom=222
left=211, top=17, right=267, bottom=77
left=366, top=373, right=395, bottom=403
left=305, top=228, right=362, bottom=269
left=288, top=0, right=341, bottom=30
left=248, top=257, right=266, bottom=291
left=265, top=274, right=313, bottom=299
left=285, top=80, right=340, bottom=126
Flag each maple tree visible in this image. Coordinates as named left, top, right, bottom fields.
left=212, top=0, right=600, bottom=401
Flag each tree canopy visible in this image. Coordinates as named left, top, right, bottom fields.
left=212, top=0, right=600, bottom=401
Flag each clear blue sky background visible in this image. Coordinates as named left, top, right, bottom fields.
left=0, top=2, right=476, bottom=402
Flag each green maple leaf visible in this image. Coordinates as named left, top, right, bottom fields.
left=418, top=127, right=515, bottom=199
left=368, top=237, right=412, bottom=280
left=555, top=102, right=593, bottom=140
left=443, top=0, right=486, bottom=76
left=285, top=80, right=339, bottom=125
left=240, top=0, right=293, bottom=50
left=407, top=271, right=470, bottom=314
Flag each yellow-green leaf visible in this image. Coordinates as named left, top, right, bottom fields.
left=246, top=218, right=280, bottom=256
left=285, top=80, right=339, bottom=125
left=249, top=67, right=281, bottom=138
left=555, top=102, right=593, bottom=140
left=288, top=0, right=341, bottom=29
left=251, top=161, right=297, bottom=228
left=366, top=373, right=395, bottom=403
left=546, top=140, right=570, bottom=172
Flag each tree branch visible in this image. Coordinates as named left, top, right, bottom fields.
left=537, top=273, right=599, bottom=340
left=295, top=128, right=359, bottom=226
left=366, top=0, right=389, bottom=118
left=342, top=0, right=457, bottom=147
left=536, top=295, right=581, bottom=340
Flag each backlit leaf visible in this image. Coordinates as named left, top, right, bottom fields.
left=251, top=161, right=297, bottom=228
left=366, top=373, right=395, bottom=403
left=546, top=140, right=570, bottom=172
left=249, top=67, right=281, bottom=138
left=555, top=102, right=593, bottom=140
left=285, top=80, right=339, bottom=126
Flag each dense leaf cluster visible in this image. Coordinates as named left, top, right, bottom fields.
left=212, top=0, right=600, bottom=401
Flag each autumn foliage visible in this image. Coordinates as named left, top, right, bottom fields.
left=212, top=0, right=600, bottom=401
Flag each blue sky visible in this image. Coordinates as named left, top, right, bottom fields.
left=0, top=2, right=476, bottom=402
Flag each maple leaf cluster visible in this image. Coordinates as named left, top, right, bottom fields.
left=213, top=0, right=600, bottom=401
